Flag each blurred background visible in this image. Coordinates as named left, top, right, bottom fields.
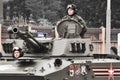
left=2, top=0, right=120, bottom=28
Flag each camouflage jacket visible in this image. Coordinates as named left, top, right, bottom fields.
left=57, top=14, right=87, bottom=38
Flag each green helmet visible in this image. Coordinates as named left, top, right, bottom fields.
left=12, top=47, right=21, bottom=52
left=66, top=4, right=77, bottom=12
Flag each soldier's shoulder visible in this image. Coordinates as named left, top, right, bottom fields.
left=62, top=15, right=70, bottom=20
left=74, top=15, right=83, bottom=20
left=63, top=15, right=68, bottom=18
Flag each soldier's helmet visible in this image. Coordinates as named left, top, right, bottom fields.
left=66, top=4, right=77, bottom=13
left=13, top=47, right=21, bottom=52
left=12, top=47, right=23, bottom=58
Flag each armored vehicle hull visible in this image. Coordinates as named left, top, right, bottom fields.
left=1, top=19, right=120, bottom=80
left=0, top=57, right=120, bottom=80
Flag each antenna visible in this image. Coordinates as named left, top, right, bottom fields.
left=106, top=0, right=111, bottom=54
left=0, top=0, right=3, bottom=51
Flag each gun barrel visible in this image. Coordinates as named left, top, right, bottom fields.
left=7, top=27, right=18, bottom=34
left=7, top=27, right=48, bottom=51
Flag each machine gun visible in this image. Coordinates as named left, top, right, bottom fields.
left=2, top=26, right=52, bottom=54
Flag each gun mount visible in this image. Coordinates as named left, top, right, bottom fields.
left=3, top=26, right=52, bottom=54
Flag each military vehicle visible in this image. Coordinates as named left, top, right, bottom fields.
left=0, top=19, right=120, bottom=80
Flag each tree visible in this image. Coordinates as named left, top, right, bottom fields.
left=25, top=0, right=64, bottom=23
left=3, top=0, right=120, bottom=28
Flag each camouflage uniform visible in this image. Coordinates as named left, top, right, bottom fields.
left=55, top=4, right=87, bottom=38
left=56, top=14, right=87, bottom=38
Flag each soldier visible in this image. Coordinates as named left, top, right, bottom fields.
left=55, top=4, right=87, bottom=38
left=12, top=47, right=23, bottom=59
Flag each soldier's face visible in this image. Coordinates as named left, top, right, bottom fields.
left=13, top=51, right=21, bottom=58
left=68, top=8, right=75, bottom=16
